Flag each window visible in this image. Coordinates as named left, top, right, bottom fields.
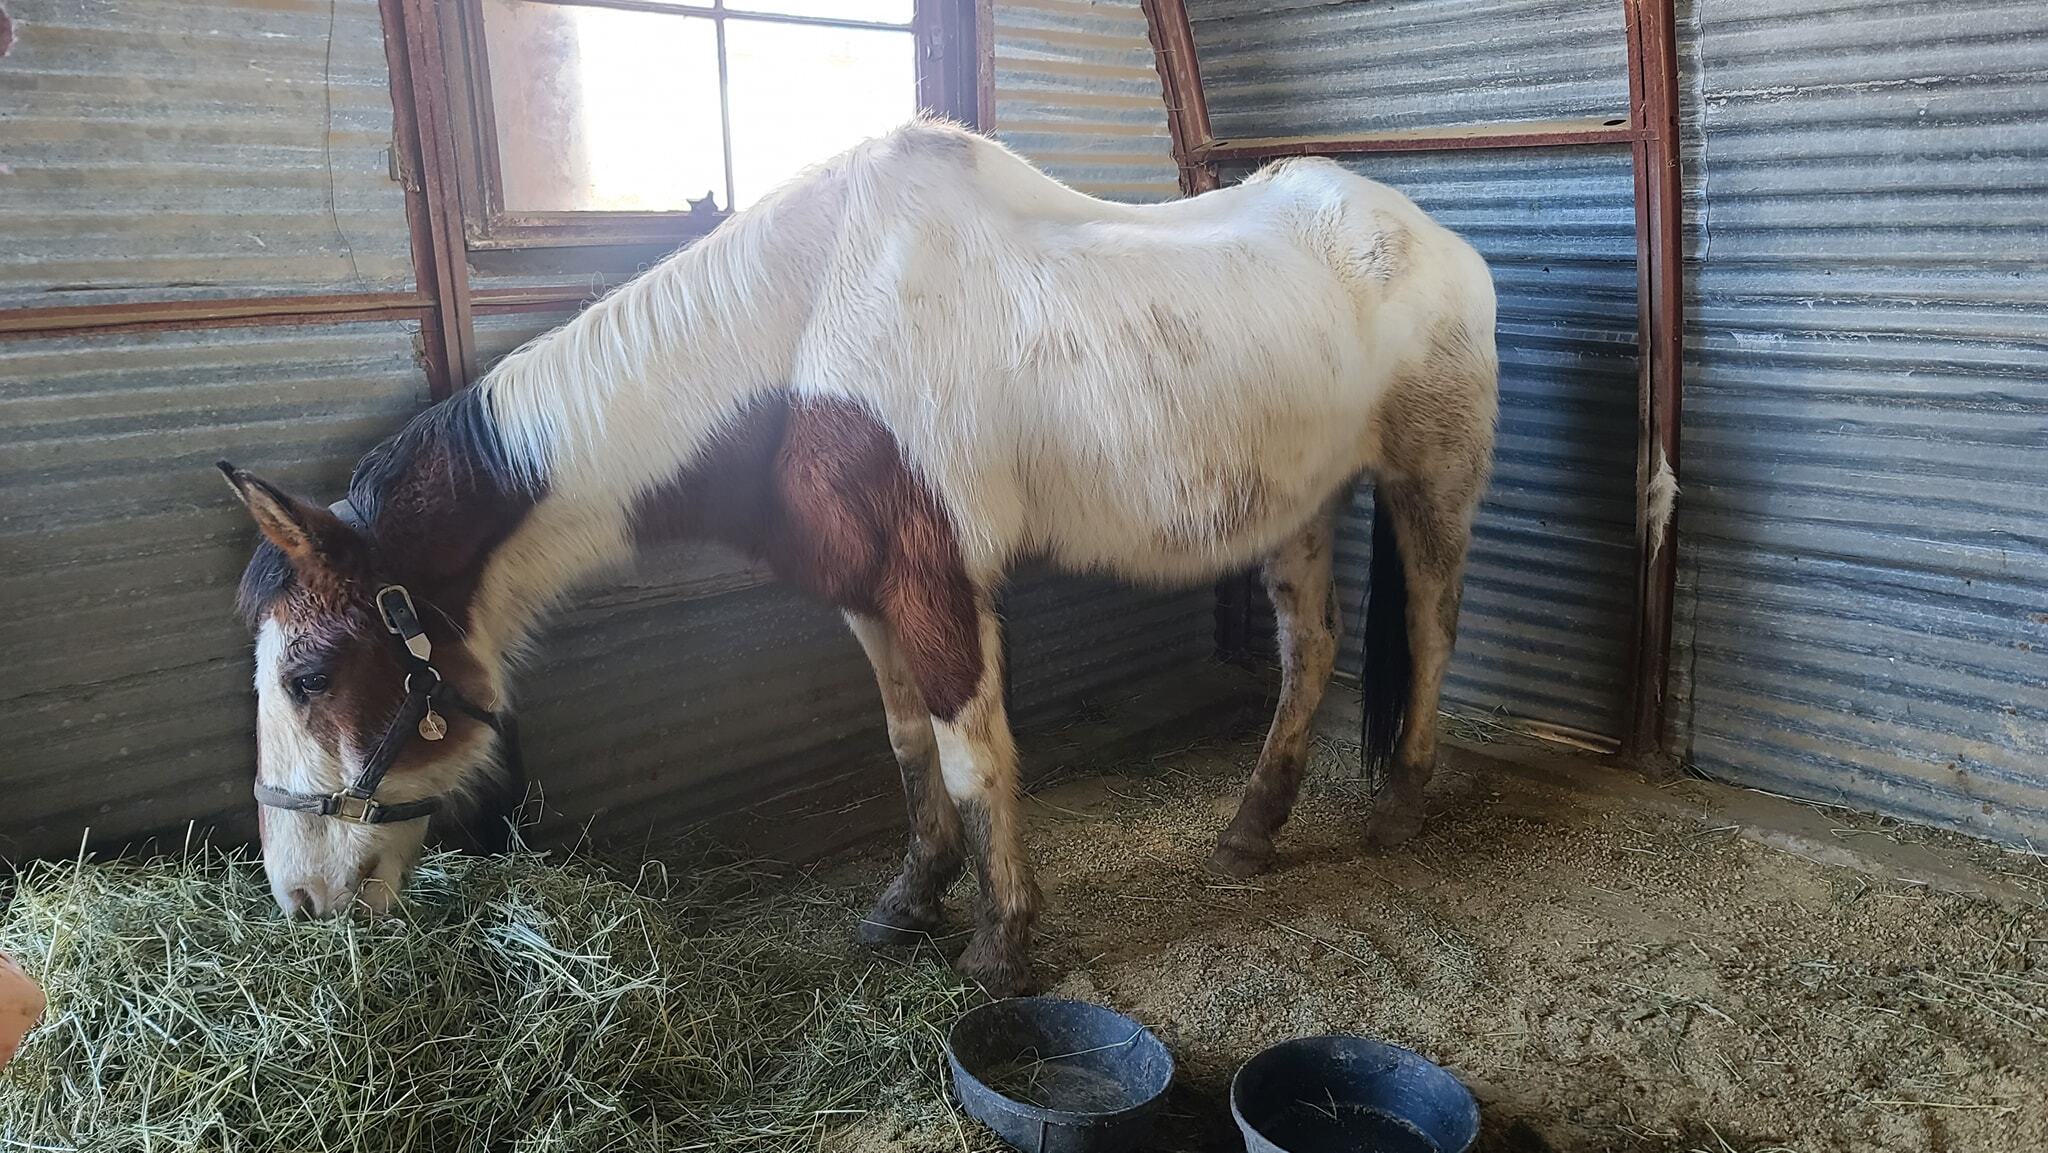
left=449, top=0, right=981, bottom=248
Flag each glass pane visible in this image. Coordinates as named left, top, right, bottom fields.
left=730, top=1, right=913, bottom=23
left=481, top=0, right=726, bottom=213
left=725, top=21, right=916, bottom=209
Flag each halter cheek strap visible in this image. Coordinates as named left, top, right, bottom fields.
left=253, top=502, right=518, bottom=825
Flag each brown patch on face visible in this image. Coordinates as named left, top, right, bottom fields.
left=635, top=394, right=984, bottom=720
left=266, top=582, right=498, bottom=787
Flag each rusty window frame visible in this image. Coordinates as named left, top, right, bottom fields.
left=440, top=0, right=982, bottom=251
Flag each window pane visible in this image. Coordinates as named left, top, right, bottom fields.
left=729, top=1, right=913, bottom=23
left=481, top=0, right=726, bottom=213
left=725, top=21, right=916, bottom=209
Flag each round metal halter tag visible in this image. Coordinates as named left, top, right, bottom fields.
left=418, top=708, right=448, bottom=741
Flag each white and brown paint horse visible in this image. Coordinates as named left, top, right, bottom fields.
left=221, top=120, right=1497, bottom=994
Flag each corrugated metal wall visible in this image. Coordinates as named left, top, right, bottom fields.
left=991, top=0, right=1183, bottom=202
left=1186, top=0, right=1629, bottom=140
left=1196, top=6, right=1641, bottom=741
left=1668, top=0, right=2048, bottom=842
left=0, top=322, right=429, bottom=857
left=0, top=0, right=415, bottom=308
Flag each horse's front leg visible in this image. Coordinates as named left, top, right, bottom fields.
left=913, top=600, right=1039, bottom=996
left=845, top=613, right=965, bottom=945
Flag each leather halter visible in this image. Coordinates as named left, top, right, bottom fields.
left=252, top=500, right=519, bottom=826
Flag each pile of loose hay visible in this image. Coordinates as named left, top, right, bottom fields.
left=0, top=840, right=984, bottom=1152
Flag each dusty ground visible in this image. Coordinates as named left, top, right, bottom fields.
left=822, top=731, right=2048, bottom=1153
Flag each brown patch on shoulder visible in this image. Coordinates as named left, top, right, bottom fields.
left=635, top=394, right=983, bottom=720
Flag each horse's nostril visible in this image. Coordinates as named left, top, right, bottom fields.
left=286, top=887, right=317, bottom=919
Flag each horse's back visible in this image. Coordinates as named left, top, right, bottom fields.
left=808, top=127, right=1495, bottom=582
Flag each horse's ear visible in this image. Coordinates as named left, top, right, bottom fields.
left=216, top=462, right=362, bottom=575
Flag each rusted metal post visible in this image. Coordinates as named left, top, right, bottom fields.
left=1624, top=0, right=1685, bottom=766
left=1140, top=0, right=1219, bottom=195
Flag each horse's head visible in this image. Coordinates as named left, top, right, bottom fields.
left=219, top=461, right=513, bottom=919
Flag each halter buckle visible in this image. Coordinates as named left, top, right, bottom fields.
left=332, top=794, right=378, bottom=823
left=376, top=585, right=432, bottom=662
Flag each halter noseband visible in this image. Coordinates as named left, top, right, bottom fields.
left=253, top=501, right=518, bottom=825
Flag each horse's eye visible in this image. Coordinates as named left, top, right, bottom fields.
left=292, top=673, right=331, bottom=697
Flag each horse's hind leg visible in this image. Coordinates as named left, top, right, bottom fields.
left=1212, top=502, right=1341, bottom=878
left=1368, top=471, right=1481, bottom=847
left=846, top=613, right=965, bottom=945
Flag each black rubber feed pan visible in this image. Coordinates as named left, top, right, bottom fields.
left=1231, top=1035, right=1479, bottom=1153
left=948, top=997, right=1173, bottom=1153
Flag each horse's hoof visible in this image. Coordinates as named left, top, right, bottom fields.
left=1366, top=802, right=1428, bottom=849
left=1209, top=834, right=1274, bottom=879
left=955, top=937, right=1032, bottom=997
left=854, top=900, right=942, bottom=949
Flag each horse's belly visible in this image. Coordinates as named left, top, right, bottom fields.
left=1025, top=430, right=1364, bottom=582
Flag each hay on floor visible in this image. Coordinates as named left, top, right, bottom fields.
left=0, top=839, right=984, bottom=1153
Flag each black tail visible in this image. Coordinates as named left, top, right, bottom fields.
left=1361, top=489, right=1412, bottom=779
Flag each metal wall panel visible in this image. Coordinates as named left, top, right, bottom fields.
left=521, top=571, right=1213, bottom=846
left=1185, top=0, right=1630, bottom=142
left=1005, top=571, right=1213, bottom=735
left=0, top=0, right=415, bottom=308
left=1668, top=0, right=2048, bottom=842
left=0, top=322, right=429, bottom=859
left=472, top=308, right=577, bottom=372
left=520, top=581, right=892, bottom=844
left=991, top=0, right=1183, bottom=202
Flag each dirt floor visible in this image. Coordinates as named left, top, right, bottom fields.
left=820, top=729, right=2048, bottom=1153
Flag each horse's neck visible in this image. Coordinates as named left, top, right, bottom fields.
left=481, top=278, right=801, bottom=503
left=460, top=222, right=823, bottom=669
